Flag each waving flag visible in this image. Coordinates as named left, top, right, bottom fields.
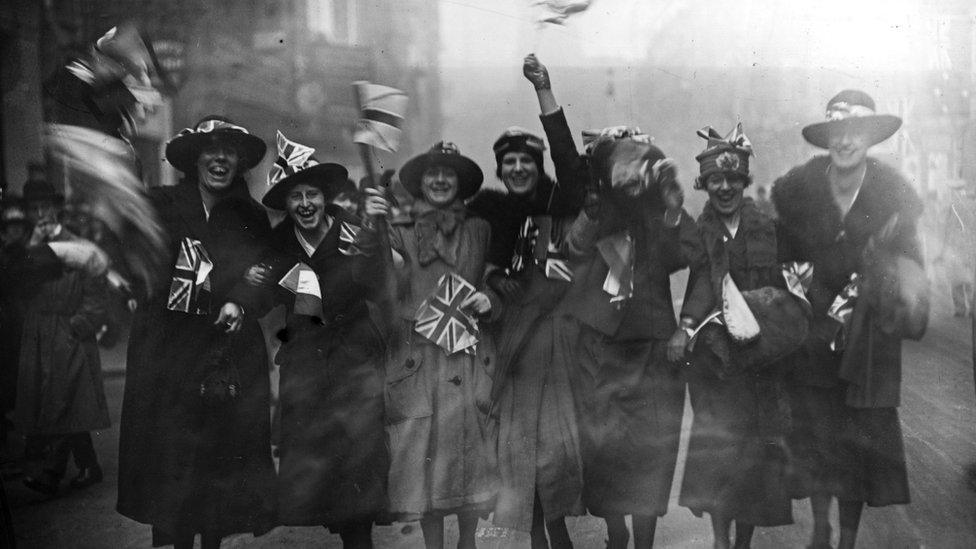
left=353, top=81, right=408, bottom=153
left=278, top=262, right=322, bottom=317
left=338, top=220, right=364, bottom=256
left=166, top=237, right=213, bottom=314
left=414, top=273, right=480, bottom=355
left=508, top=216, right=540, bottom=275
left=545, top=242, right=573, bottom=282
left=269, top=131, right=318, bottom=187
left=535, top=0, right=595, bottom=25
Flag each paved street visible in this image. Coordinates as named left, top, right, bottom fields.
left=5, top=296, right=976, bottom=548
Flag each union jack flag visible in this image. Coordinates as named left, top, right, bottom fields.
left=508, top=216, right=539, bottom=275
left=338, top=221, right=364, bottom=256
left=268, top=131, right=319, bottom=187
left=544, top=242, right=573, bottom=282
left=414, top=273, right=480, bottom=355
left=166, top=237, right=213, bottom=314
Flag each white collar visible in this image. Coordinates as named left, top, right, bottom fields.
left=293, top=215, right=333, bottom=257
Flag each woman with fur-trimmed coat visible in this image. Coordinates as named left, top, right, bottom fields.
left=772, top=90, right=924, bottom=549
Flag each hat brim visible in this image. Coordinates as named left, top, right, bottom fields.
left=801, top=114, right=902, bottom=149
left=261, top=163, right=349, bottom=210
left=399, top=152, right=484, bottom=200
left=166, top=130, right=267, bottom=174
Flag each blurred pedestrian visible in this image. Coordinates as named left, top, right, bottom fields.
left=677, top=124, right=801, bottom=548
left=234, top=132, right=388, bottom=548
left=116, top=116, right=276, bottom=549
left=772, top=90, right=925, bottom=549
left=15, top=177, right=110, bottom=496
left=543, top=114, right=696, bottom=547
left=934, top=181, right=976, bottom=317
left=467, top=54, right=587, bottom=547
left=364, top=142, right=498, bottom=549
left=0, top=193, right=31, bottom=448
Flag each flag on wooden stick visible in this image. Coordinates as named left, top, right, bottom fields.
left=166, top=237, right=213, bottom=314
left=353, top=81, right=408, bottom=153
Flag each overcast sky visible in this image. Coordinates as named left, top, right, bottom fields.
left=439, top=0, right=953, bottom=72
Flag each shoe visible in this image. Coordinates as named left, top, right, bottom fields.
left=23, top=471, right=59, bottom=495
left=69, top=465, right=103, bottom=490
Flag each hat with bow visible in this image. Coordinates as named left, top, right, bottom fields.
left=165, top=115, right=267, bottom=175
left=694, top=122, right=754, bottom=189
left=261, top=131, right=348, bottom=210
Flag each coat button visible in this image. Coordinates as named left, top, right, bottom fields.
left=448, top=376, right=462, bottom=386
left=405, top=358, right=415, bottom=369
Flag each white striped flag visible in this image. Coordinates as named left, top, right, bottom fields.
left=353, top=81, right=408, bottom=153
left=337, top=221, right=364, bottom=256
left=278, top=262, right=322, bottom=317
left=414, top=273, right=480, bottom=355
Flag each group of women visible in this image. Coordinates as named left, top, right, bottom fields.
left=113, top=52, right=923, bottom=549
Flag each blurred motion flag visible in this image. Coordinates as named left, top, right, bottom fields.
left=278, top=262, right=322, bottom=317
left=269, top=130, right=318, bottom=187
left=535, top=0, right=595, bottom=25
left=45, top=124, right=167, bottom=296
left=353, top=81, right=408, bottom=153
left=508, top=216, right=540, bottom=275
left=545, top=243, right=573, bottom=282
left=167, top=238, right=213, bottom=314
left=414, top=273, right=480, bottom=355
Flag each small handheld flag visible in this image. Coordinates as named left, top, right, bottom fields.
left=535, top=0, right=595, bottom=26
left=414, top=273, right=480, bottom=355
left=166, top=237, right=213, bottom=314
left=338, top=221, right=364, bottom=256
left=353, top=81, right=408, bottom=153
left=278, top=262, right=323, bottom=317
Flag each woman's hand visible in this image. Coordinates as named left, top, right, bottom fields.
left=487, top=272, right=522, bottom=301
left=244, top=263, right=273, bottom=287
left=462, top=291, right=492, bottom=316
left=523, top=53, right=551, bottom=90
left=215, top=302, right=244, bottom=333
left=666, top=327, right=690, bottom=363
left=363, top=187, right=391, bottom=218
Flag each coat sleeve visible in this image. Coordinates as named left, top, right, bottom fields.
left=678, top=225, right=715, bottom=323
left=540, top=107, right=587, bottom=213
left=560, top=209, right=601, bottom=260
left=658, top=209, right=700, bottom=274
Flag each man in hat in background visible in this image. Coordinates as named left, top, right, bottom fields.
left=13, top=175, right=113, bottom=496
left=116, top=116, right=276, bottom=549
left=772, top=90, right=925, bottom=549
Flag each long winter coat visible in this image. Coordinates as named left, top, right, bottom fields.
left=772, top=155, right=922, bottom=506
left=677, top=200, right=793, bottom=526
left=467, top=107, right=588, bottom=531
left=15, top=229, right=110, bottom=436
left=232, top=207, right=388, bottom=527
left=384, top=203, right=498, bottom=517
left=117, top=180, right=276, bottom=543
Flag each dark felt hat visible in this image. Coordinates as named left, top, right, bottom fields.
left=261, top=130, right=349, bottom=210
left=694, top=123, right=753, bottom=189
left=399, top=141, right=483, bottom=200
left=802, top=90, right=902, bottom=149
left=493, top=127, right=546, bottom=176
left=165, top=115, right=267, bottom=174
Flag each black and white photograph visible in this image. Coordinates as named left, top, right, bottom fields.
left=1, top=0, right=974, bottom=547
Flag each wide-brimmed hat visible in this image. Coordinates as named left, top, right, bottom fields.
left=261, top=131, right=348, bottom=210
left=165, top=116, right=267, bottom=174
left=802, top=90, right=902, bottom=149
left=695, top=123, right=753, bottom=189
left=399, top=141, right=483, bottom=200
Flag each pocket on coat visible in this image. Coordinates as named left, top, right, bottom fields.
left=384, top=351, right=432, bottom=424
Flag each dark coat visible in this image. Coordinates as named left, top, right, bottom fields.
left=14, top=229, right=110, bottom=435
left=772, top=156, right=923, bottom=392
left=117, top=180, right=276, bottom=541
left=233, top=207, right=388, bottom=526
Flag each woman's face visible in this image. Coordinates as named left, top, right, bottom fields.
left=285, top=183, right=327, bottom=232
left=828, top=126, right=870, bottom=171
left=705, top=172, right=746, bottom=217
left=421, top=165, right=459, bottom=208
left=500, top=151, right=539, bottom=196
left=196, top=144, right=240, bottom=193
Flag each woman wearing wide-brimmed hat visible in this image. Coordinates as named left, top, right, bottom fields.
left=232, top=132, right=388, bottom=547
left=363, top=141, right=498, bottom=549
left=117, top=116, right=276, bottom=549
left=676, top=124, right=806, bottom=549
left=772, top=90, right=925, bottom=549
